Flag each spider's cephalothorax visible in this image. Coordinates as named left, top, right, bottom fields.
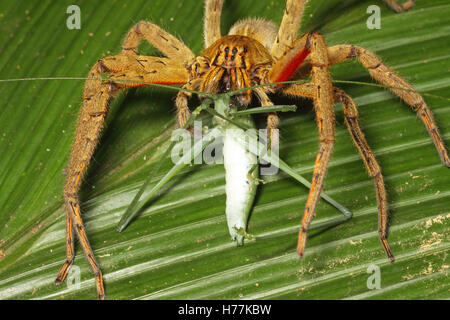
left=57, top=0, right=448, bottom=299
left=191, top=35, right=273, bottom=105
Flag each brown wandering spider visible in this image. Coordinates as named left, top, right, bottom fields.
left=56, top=0, right=449, bottom=299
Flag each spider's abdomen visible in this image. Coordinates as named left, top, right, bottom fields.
left=197, top=35, right=273, bottom=105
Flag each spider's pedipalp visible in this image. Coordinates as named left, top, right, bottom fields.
left=327, top=44, right=450, bottom=167
left=254, top=87, right=279, bottom=149
left=175, top=83, right=196, bottom=128
left=271, top=0, right=308, bottom=61
left=204, top=0, right=224, bottom=48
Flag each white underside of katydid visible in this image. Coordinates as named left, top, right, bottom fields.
left=222, top=122, right=259, bottom=245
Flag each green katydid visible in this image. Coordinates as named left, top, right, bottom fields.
left=117, top=93, right=352, bottom=246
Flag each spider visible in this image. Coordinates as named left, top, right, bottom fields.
left=56, top=0, right=449, bottom=299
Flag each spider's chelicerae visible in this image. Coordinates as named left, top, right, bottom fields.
left=57, top=0, right=449, bottom=299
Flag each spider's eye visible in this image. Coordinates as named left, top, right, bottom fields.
left=232, top=47, right=238, bottom=55
left=224, top=47, right=229, bottom=54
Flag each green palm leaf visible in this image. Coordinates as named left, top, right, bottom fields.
left=0, top=0, right=448, bottom=299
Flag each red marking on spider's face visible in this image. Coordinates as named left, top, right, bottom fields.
left=273, top=48, right=311, bottom=87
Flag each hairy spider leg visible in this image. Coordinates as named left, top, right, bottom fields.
left=204, top=0, right=224, bottom=47
left=56, top=61, right=119, bottom=300
left=382, top=0, right=415, bottom=13
left=281, top=37, right=450, bottom=261
left=57, top=21, right=191, bottom=299
left=327, top=44, right=450, bottom=168
left=120, top=21, right=195, bottom=61
left=272, top=32, right=336, bottom=259
left=296, top=33, right=335, bottom=259
left=335, top=88, right=394, bottom=260
left=54, top=201, right=75, bottom=288
left=283, top=81, right=395, bottom=261
left=271, top=0, right=308, bottom=61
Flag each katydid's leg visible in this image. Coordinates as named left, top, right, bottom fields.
left=117, top=105, right=205, bottom=232
left=208, top=97, right=353, bottom=231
